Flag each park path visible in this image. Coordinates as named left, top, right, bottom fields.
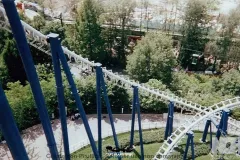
left=0, top=114, right=209, bottom=160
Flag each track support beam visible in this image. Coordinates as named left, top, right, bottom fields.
left=164, top=101, right=174, bottom=140
left=183, top=131, right=195, bottom=160
left=48, top=33, right=70, bottom=160
left=2, top=1, right=59, bottom=159
left=129, top=86, right=144, bottom=160
left=96, top=65, right=121, bottom=160
left=48, top=33, right=100, bottom=159
left=216, top=109, right=230, bottom=140
left=96, top=63, right=102, bottom=159
left=201, top=119, right=212, bottom=148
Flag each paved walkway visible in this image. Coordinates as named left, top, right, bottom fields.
left=0, top=114, right=236, bottom=160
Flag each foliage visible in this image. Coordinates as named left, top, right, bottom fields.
left=0, top=29, right=27, bottom=86
left=69, top=0, right=106, bottom=63
left=126, top=32, right=176, bottom=85
left=169, top=144, right=210, bottom=160
left=41, top=22, right=66, bottom=40
left=212, top=69, right=240, bottom=96
left=103, top=0, right=136, bottom=68
left=216, top=6, right=240, bottom=63
left=232, top=108, right=240, bottom=120
left=31, top=16, right=46, bottom=30
left=5, top=81, right=38, bottom=130
left=179, top=0, right=210, bottom=70
left=75, top=75, right=131, bottom=114
left=170, top=71, right=234, bottom=106
left=3, top=70, right=131, bottom=130
left=140, top=79, right=169, bottom=113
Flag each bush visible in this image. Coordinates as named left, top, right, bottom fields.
left=3, top=74, right=131, bottom=131
left=169, top=143, right=211, bottom=160
left=140, top=79, right=169, bottom=113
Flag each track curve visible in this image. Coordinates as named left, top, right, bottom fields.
left=154, top=97, right=240, bottom=160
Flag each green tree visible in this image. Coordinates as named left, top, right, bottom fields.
left=41, top=22, right=65, bottom=40
left=217, top=6, right=240, bottom=63
left=126, top=32, right=176, bottom=85
left=100, top=0, right=135, bottom=68
left=71, top=0, right=106, bottom=63
left=0, top=29, right=27, bottom=85
left=178, top=0, right=210, bottom=70
left=32, top=15, right=46, bottom=30
left=5, top=81, right=38, bottom=130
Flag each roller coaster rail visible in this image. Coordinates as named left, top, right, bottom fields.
left=1, top=5, right=240, bottom=159
left=154, top=97, right=240, bottom=160
left=68, top=115, right=239, bottom=155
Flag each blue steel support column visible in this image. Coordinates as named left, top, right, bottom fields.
left=201, top=119, right=211, bottom=142
left=135, top=86, right=144, bottom=160
left=0, top=85, right=29, bottom=160
left=2, top=1, right=59, bottom=159
left=164, top=105, right=170, bottom=140
left=57, top=43, right=100, bottom=159
left=47, top=34, right=70, bottom=160
left=190, top=135, right=195, bottom=160
left=183, top=131, right=195, bottom=160
left=164, top=101, right=174, bottom=140
left=216, top=109, right=229, bottom=140
left=210, top=122, right=212, bottom=148
left=221, top=109, right=229, bottom=136
left=130, top=86, right=136, bottom=148
left=168, top=101, right=174, bottom=137
left=96, top=63, right=102, bottom=159
left=99, top=68, right=121, bottom=160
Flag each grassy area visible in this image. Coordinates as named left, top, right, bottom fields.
left=71, top=129, right=164, bottom=160
left=71, top=129, right=237, bottom=160
left=196, top=153, right=240, bottom=160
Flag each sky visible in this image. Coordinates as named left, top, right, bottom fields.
left=136, top=0, right=238, bottom=14
left=219, top=0, right=237, bottom=14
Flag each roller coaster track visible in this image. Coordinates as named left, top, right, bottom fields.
left=0, top=6, right=240, bottom=159
left=154, top=97, right=240, bottom=160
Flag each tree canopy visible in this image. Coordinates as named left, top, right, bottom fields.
left=126, top=32, right=176, bottom=85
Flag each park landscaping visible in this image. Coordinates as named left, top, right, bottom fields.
left=71, top=129, right=217, bottom=160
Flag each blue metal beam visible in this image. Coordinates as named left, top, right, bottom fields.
left=216, top=109, right=229, bottom=140
left=210, top=122, right=212, bottom=148
left=169, top=101, right=174, bottom=138
left=221, top=109, right=229, bottom=136
left=134, top=86, right=144, bottom=160
left=164, top=101, right=174, bottom=140
left=183, top=131, right=195, bottom=160
left=190, top=135, right=195, bottom=160
left=95, top=64, right=102, bottom=159
left=129, top=86, right=136, bottom=148
left=201, top=119, right=211, bottom=142
left=2, top=0, right=59, bottom=159
left=56, top=41, right=100, bottom=159
left=0, top=85, right=29, bottom=160
left=47, top=34, right=70, bottom=160
left=99, top=68, right=121, bottom=160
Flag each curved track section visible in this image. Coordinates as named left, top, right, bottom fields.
left=154, top=97, right=240, bottom=160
